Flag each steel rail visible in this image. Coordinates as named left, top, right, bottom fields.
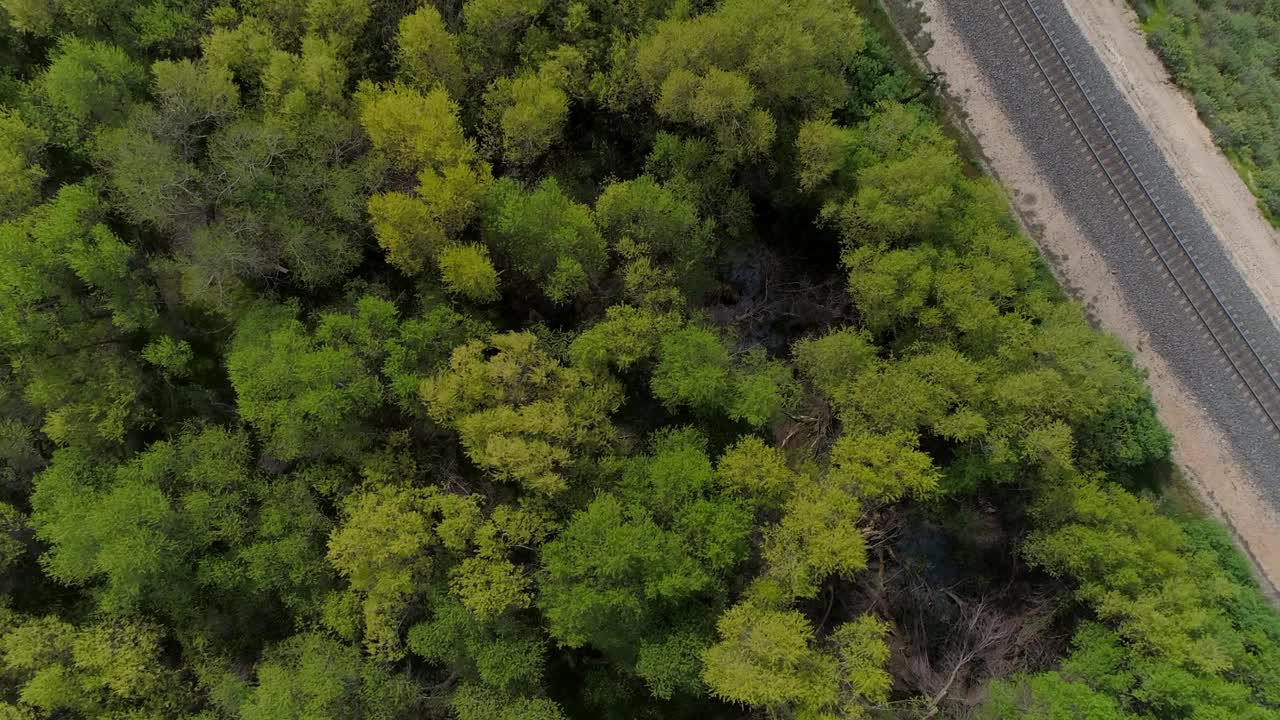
left=994, top=0, right=1280, bottom=434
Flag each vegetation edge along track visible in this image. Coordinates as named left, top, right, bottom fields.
left=995, top=0, right=1280, bottom=437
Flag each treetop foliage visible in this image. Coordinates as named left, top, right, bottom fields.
left=1133, top=0, right=1280, bottom=223
left=0, top=0, right=1268, bottom=719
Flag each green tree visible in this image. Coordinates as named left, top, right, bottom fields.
left=702, top=604, right=889, bottom=719
left=760, top=474, right=866, bottom=601
left=227, top=303, right=384, bottom=462
left=594, top=175, right=715, bottom=296
left=715, top=434, right=802, bottom=509
left=304, top=0, right=371, bottom=51
left=482, top=177, right=606, bottom=303
left=485, top=47, right=584, bottom=166
left=141, top=335, right=193, bottom=378
left=0, top=615, right=179, bottom=717
left=635, top=0, right=866, bottom=163
left=977, top=671, right=1132, bottom=720
left=202, top=14, right=278, bottom=90
left=728, top=349, right=796, bottom=427
left=382, top=304, right=492, bottom=413
left=454, top=505, right=553, bottom=620
left=829, top=615, right=893, bottom=714
left=422, top=332, right=619, bottom=494
left=635, top=629, right=708, bottom=700
left=439, top=243, right=501, bottom=303
left=261, top=35, right=350, bottom=116
left=828, top=430, right=939, bottom=503
left=361, top=81, right=491, bottom=276
left=452, top=683, right=568, bottom=720
left=0, top=0, right=57, bottom=35
left=1004, top=478, right=1280, bottom=718
left=35, top=463, right=162, bottom=613
left=91, top=111, right=203, bottom=232
left=240, top=633, right=414, bottom=720
left=793, top=326, right=878, bottom=404
left=567, top=304, right=681, bottom=376
left=396, top=6, right=465, bottom=97
left=795, top=117, right=854, bottom=193
left=637, top=0, right=866, bottom=115
left=650, top=326, right=731, bottom=414
left=0, top=183, right=154, bottom=451
left=489, top=67, right=569, bottom=167
left=450, top=555, right=532, bottom=621
left=539, top=494, right=712, bottom=655
left=239, top=471, right=335, bottom=615
left=32, top=37, right=145, bottom=144
left=359, top=80, right=475, bottom=173
left=408, top=592, right=547, bottom=691
left=30, top=426, right=333, bottom=623
left=656, top=68, right=774, bottom=164
left=0, top=111, right=46, bottom=221
left=327, top=484, right=481, bottom=660
left=367, top=191, right=450, bottom=276
left=540, top=429, right=751, bottom=682
left=461, top=0, right=550, bottom=80
left=0, top=182, right=156, bottom=342
left=833, top=103, right=963, bottom=242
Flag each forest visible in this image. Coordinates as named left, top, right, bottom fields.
left=1131, top=0, right=1280, bottom=224
left=0, top=0, right=1278, bottom=718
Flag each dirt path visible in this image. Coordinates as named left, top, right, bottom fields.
left=919, top=0, right=1280, bottom=594
left=1064, top=0, right=1280, bottom=329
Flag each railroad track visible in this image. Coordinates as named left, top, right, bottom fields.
left=995, top=0, right=1280, bottom=437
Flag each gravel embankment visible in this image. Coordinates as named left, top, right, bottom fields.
left=937, top=0, right=1280, bottom=505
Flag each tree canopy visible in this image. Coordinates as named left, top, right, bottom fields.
left=0, top=1, right=1269, bottom=719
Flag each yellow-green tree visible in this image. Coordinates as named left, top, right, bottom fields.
left=361, top=81, right=492, bottom=276
left=703, top=604, right=890, bottom=719
left=327, top=485, right=481, bottom=660
left=422, top=332, right=620, bottom=494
